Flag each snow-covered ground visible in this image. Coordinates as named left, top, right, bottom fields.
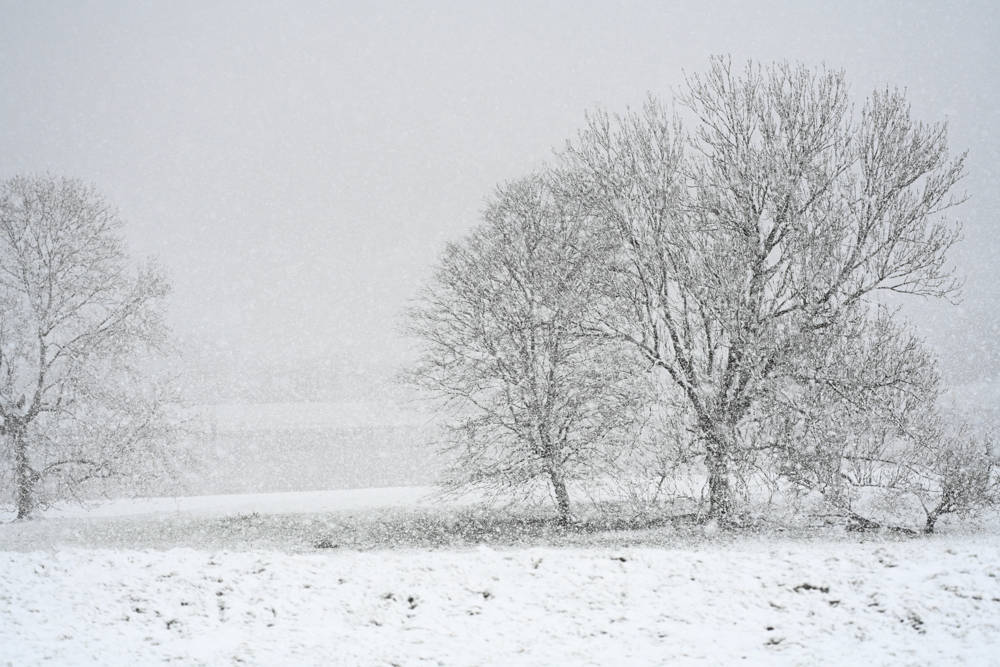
left=1, top=489, right=999, bottom=665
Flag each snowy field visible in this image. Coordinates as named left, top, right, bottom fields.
left=1, top=489, right=999, bottom=665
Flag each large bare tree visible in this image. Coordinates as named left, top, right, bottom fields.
left=558, top=58, right=965, bottom=520
left=0, top=175, right=172, bottom=519
left=408, top=176, right=648, bottom=522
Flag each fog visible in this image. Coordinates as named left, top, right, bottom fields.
left=2, top=0, right=997, bottom=398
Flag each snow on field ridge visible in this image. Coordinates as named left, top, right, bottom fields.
left=194, top=401, right=428, bottom=432
left=2, top=537, right=999, bottom=665
left=25, top=485, right=440, bottom=520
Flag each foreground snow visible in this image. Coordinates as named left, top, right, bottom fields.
left=2, top=536, right=999, bottom=665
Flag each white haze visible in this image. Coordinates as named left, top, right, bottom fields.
left=1, top=2, right=997, bottom=401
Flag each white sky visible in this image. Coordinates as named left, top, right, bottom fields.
left=1, top=0, right=998, bottom=395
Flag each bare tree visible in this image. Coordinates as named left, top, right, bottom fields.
left=0, top=175, right=172, bottom=519
left=755, top=308, right=950, bottom=529
left=773, top=381, right=999, bottom=535
left=557, top=57, right=965, bottom=520
left=407, top=176, right=649, bottom=522
left=911, top=425, right=998, bottom=534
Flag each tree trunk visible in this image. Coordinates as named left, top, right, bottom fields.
left=924, top=513, right=937, bottom=535
left=704, top=423, right=735, bottom=521
left=706, top=450, right=734, bottom=521
left=548, top=467, right=572, bottom=524
left=11, top=420, right=35, bottom=520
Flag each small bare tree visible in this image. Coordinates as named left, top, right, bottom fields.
left=0, top=175, right=172, bottom=519
left=756, top=309, right=944, bottom=527
left=407, top=176, right=649, bottom=522
left=774, top=394, right=998, bottom=534
left=557, top=57, right=965, bottom=520
left=911, top=425, right=998, bottom=534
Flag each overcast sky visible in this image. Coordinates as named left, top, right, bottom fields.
left=1, top=0, right=997, bottom=396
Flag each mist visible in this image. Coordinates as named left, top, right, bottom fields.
left=2, top=1, right=997, bottom=402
